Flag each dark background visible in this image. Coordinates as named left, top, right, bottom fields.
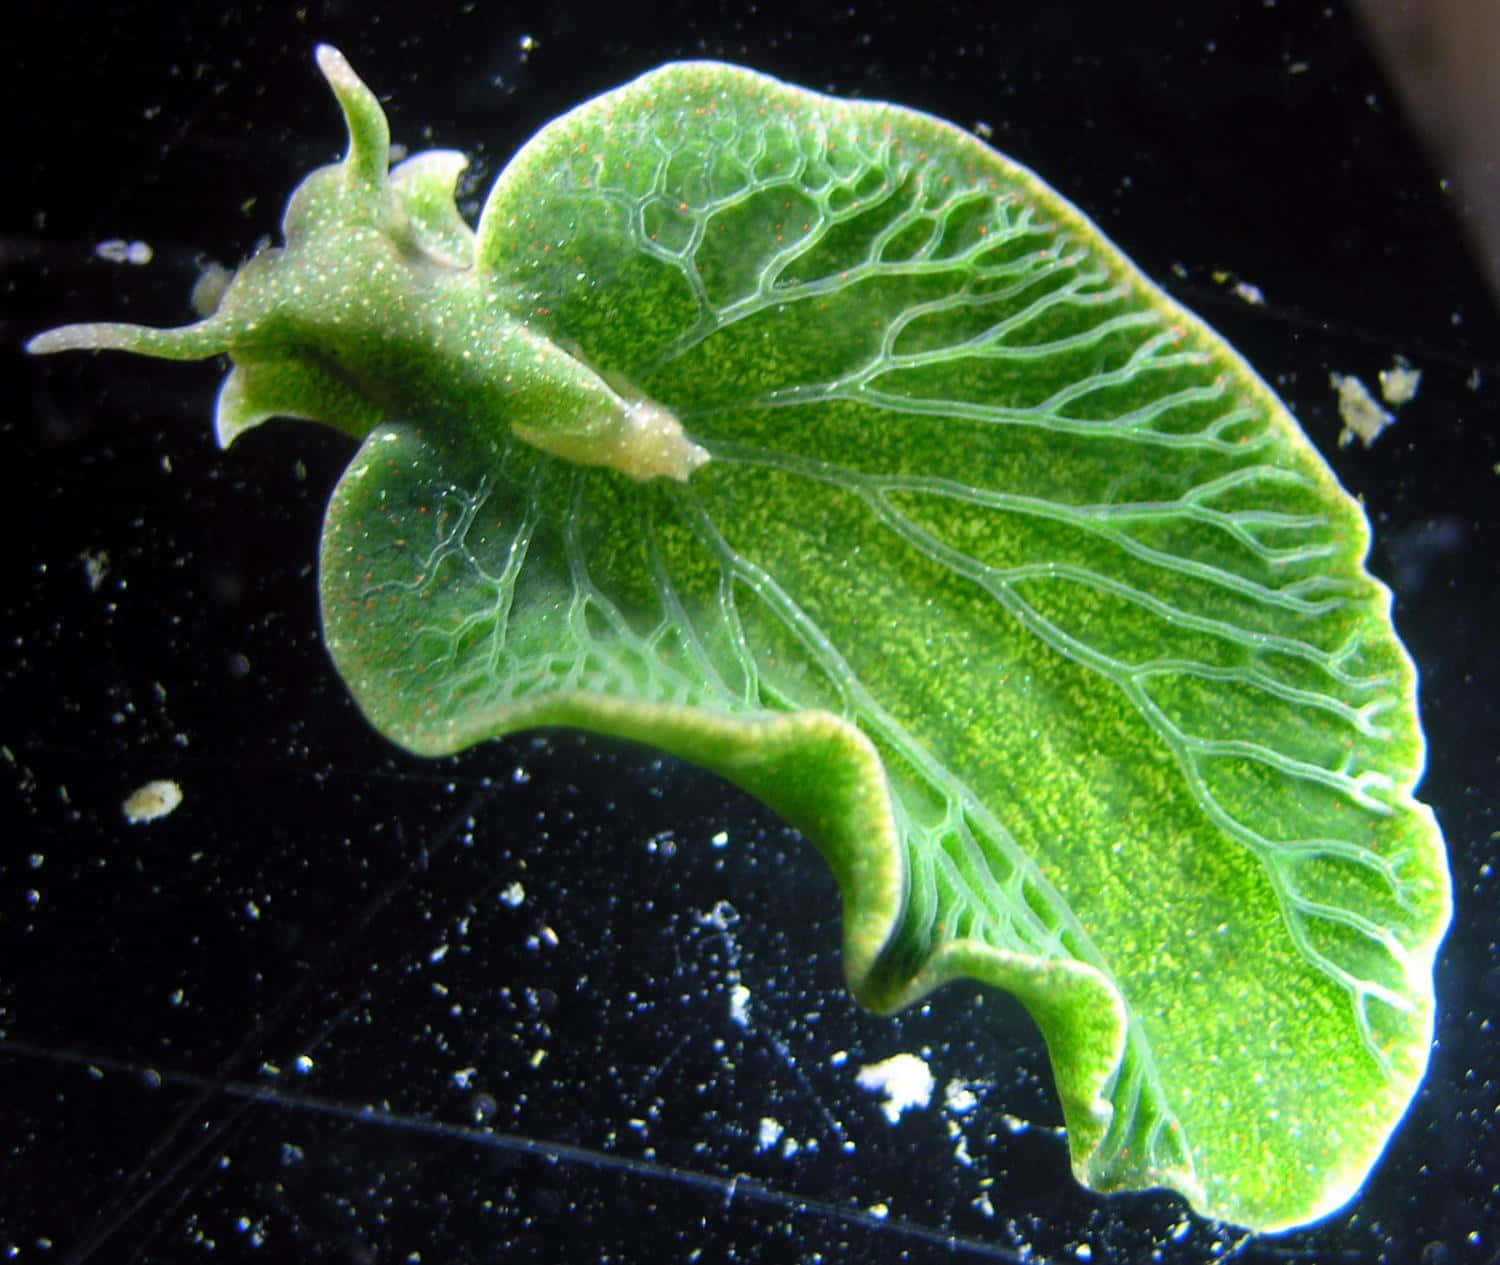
left=2, top=2, right=1496, bottom=1262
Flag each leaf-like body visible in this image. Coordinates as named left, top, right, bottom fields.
left=28, top=49, right=1450, bottom=1233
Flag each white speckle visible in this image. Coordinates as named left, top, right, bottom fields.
left=949, top=1122, right=974, bottom=1168
left=499, top=881, right=525, bottom=908
left=867, top=1202, right=889, bottom=1221
left=1331, top=372, right=1395, bottom=449
left=452, top=1066, right=477, bottom=1089
left=95, top=238, right=153, bottom=265
left=1073, top=1243, right=1093, bottom=1261
left=755, top=1117, right=783, bottom=1152
left=123, top=779, right=182, bottom=824
left=700, top=899, right=738, bottom=931
left=1379, top=360, right=1422, bottom=406
left=974, top=120, right=994, bottom=139
left=81, top=550, right=109, bottom=591
left=1232, top=280, right=1265, bottom=305
left=729, top=982, right=752, bottom=1028
left=293, top=1054, right=314, bottom=1075
left=856, top=1053, right=935, bottom=1123
left=710, top=830, right=729, bottom=848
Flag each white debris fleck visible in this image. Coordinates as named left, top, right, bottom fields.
left=729, top=982, right=751, bottom=1028
left=755, top=1117, right=784, bottom=1152
left=974, top=120, right=994, bottom=139
left=81, top=550, right=109, bottom=591
left=498, top=881, right=525, bottom=908
left=1331, top=372, right=1395, bottom=448
left=1211, top=270, right=1263, bottom=305
left=95, top=238, right=153, bottom=266
left=856, top=1052, right=935, bottom=1123
left=947, top=1118, right=975, bottom=1167
left=867, top=1202, right=890, bottom=1221
left=123, top=779, right=182, bottom=824
left=1379, top=359, right=1422, bottom=406
left=943, top=1079, right=980, bottom=1114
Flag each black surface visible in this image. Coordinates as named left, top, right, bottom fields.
left=2, top=2, right=1497, bottom=1263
